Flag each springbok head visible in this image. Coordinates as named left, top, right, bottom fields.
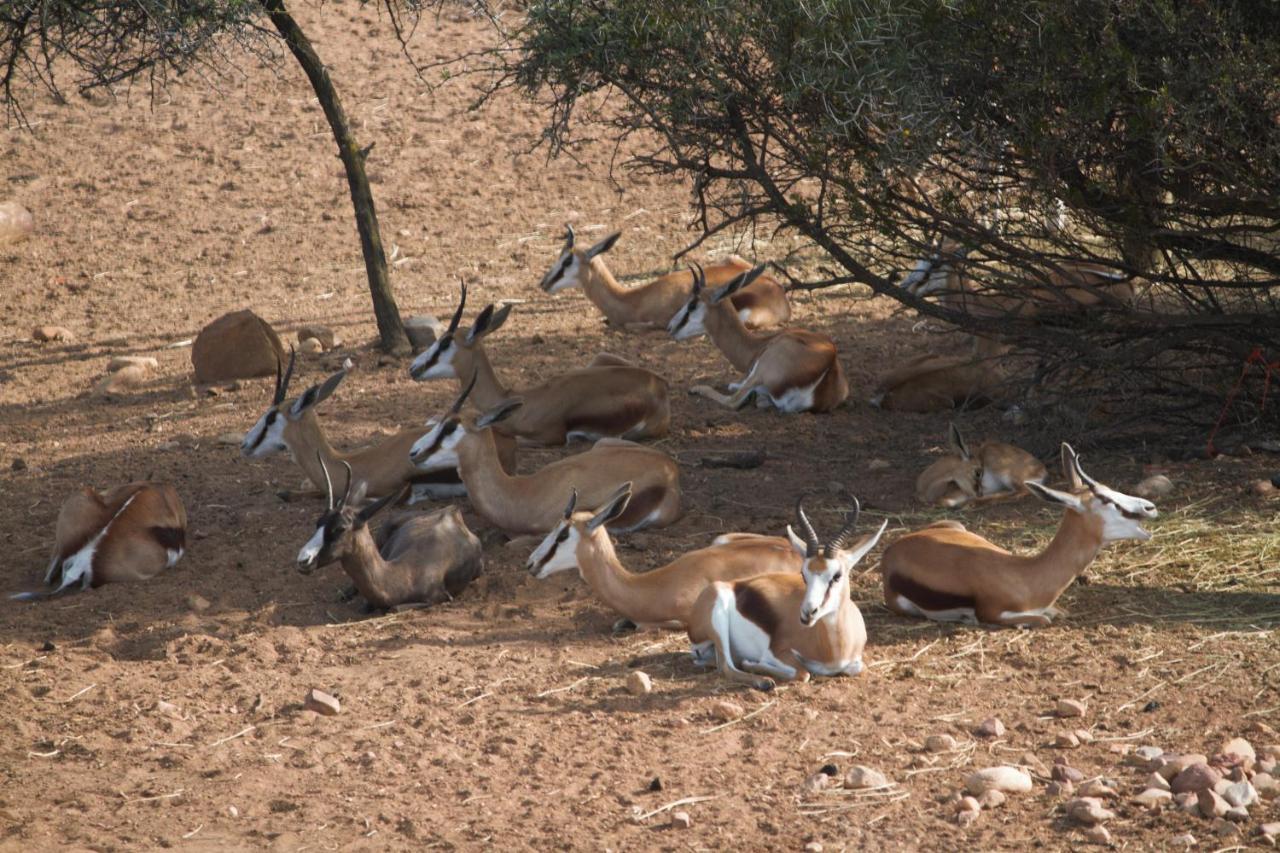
left=526, top=483, right=633, bottom=579
left=1025, top=444, right=1158, bottom=543
left=408, top=373, right=522, bottom=471
left=296, top=455, right=401, bottom=573
left=241, top=348, right=348, bottom=458
left=538, top=224, right=622, bottom=294
left=666, top=261, right=768, bottom=341
left=408, top=279, right=513, bottom=381
left=899, top=238, right=972, bottom=297
left=786, top=496, right=888, bottom=627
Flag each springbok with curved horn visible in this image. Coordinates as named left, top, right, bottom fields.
left=12, top=482, right=187, bottom=600
left=538, top=225, right=791, bottom=330
left=527, top=483, right=801, bottom=628
left=241, top=350, right=515, bottom=501
left=667, top=263, right=848, bottom=413
left=296, top=457, right=483, bottom=610
left=881, top=444, right=1157, bottom=627
left=409, top=385, right=681, bottom=535
left=409, top=280, right=671, bottom=445
left=916, top=423, right=1046, bottom=508
left=685, top=497, right=887, bottom=691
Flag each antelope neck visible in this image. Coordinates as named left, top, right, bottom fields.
left=340, top=525, right=396, bottom=609
left=458, top=345, right=511, bottom=411
left=1018, top=508, right=1105, bottom=607
left=582, top=257, right=635, bottom=317
left=289, top=413, right=344, bottom=490
left=456, top=429, right=533, bottom=528
left=704, top=298, right=773, bottom=372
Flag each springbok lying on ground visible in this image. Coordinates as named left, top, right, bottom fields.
left=667, top=263, right=848, bottom=413
left=916, top=423, right=1046, bottom=507
left=686, top=497, right=887, bottom=691
left=538, top=225, right=791, bottom=330
left=409, top=280, right=671, bottom=444
left=527, top=483, right=801, bottom=629
left=13, top=482, right=187, bottom=600
left=881, top=444, right=1157, bottom=627
left=241, top=350, right=514, bottom=502
left=409, top=379, right=682, bottom=535
left=296, top=457, right=483, bottom=610
left=869, top=352, right=1000, bottom=413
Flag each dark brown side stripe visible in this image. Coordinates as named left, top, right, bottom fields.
left=887, top=573, right=975, bottom=612
left=735, top=582, right=780, bottom=636
left=408, top=469, right=463, bottom=486
left=149, top=526, right=186, bottom=552
left=616, top=485, right=663, bottom=529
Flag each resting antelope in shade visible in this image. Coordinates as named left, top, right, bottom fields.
left=527, top=483, right=802, bottom=629
left=881, top=444, right=1158, bottom=628
left=916, top=423, right=1046, bottom=508
left=296, top=457, right=483, bottom=610
left=667, top=263, right=848, bottom=413
left=409, top=379, right=682, bottom=535
left=241, top=350, right=514, bottom=501
left=538, top=225, right=791, bottom=330
left=409, top=280, right=671, bottom=444
left=869, top=352, right=1000, bottom=413
left=686, top=498, right=887, bottom=691
left=12, top=482, right=187, bottom=600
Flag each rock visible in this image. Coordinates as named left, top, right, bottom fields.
left=1219, top=736, right=1256, bottom=767
left=1260, top=823, right=1280, bottom=838
left=965, top=766, right=1033, bottom=795
left=955, top=808, right=979, bottom=827
left=1128, top=745, right=1164, bottom=767
left=32, top=325, right=74, bottom=343
left=191, top=309, right=285, bottom=383
left=1075, top=729, right=1095, bottom=744
left=1046, top=780, right=1074, bottom=797
left=297, top=325, right=337, bottom=350
left=1248, top=722, right=1278, bottom=739
left=228, top=805, right=239, bottom=818
left=670, top=811, right=691, bottom=829
left=1253, top=772, right=1278, bottom=797
left=107, top=356, right=159, bottom=372
left=626, top=671, right=653, bottom=696
left=298, top=337, right=324, bottom=355
left=185, top=593, right=211, bottom=612
left=304, top=688, right=340, bottom=716
left=1175, top=792, right=1199, bottom=813
left=648, top=777, right=662, bottom=792
left=1056, top=698, right=1087, bottom=718
left=977, top=789, right=1006, bottom=809
left=1066, top=797, right=1115, bottom=825
left=1160, top=754, right=1209, bottom=780
left=1078, top=779, right=1116, bottom=798
left=1052, top=764, right=1084, bottom=784
left=926, top=734, right=958, bottom=752
left=1056, top=731, right=1081, bottom=749
left=711, top=700, right=743, bottom=722
left=217, top=432, right=242, bottom=446
left=1212, top=817, right=1241, bottom=839
left=94, top=364, right=149, bottom=396
left=0, top=201, right=34, bottom=245
left=1172, top=763, right=1221, bottom=794
left=975, top=717, right=1006, bottom=738
left=1146, top=772, right=1171, bottom=792
left=1170, top=833, right=1196, bottom=848
left=844, top=766, right=889, bottom=790
left=404, top=315, right=444, bottom=351
left=155, top=700, right=182, bottom=718
left=804, top=843, right=823, bottom=853
left=867, top=458, right=891, bottom=471
left=956, top=795, right=981, bottom=814
left=1133, top=474, right=1173, bottom=498
left=1222, top=780, right=1256, bottom=808
left=804, top=772, right=831, bottom=793
left=1197, top=789, right=1229, bottom=819
left=1083, top=825, right=1112, bottom=846
left=1021, top=751, right=1049, bottom=777
left=1133, top=788, right=1173, bottom=809
left=1225, top=805, right=1249, bottom=822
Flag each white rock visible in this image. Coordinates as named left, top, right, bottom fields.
left=1066, top=797, right=1115, bottom=825
left=107, top=356, right=159, bottom=372
left=1083, top=825, right=1112, bottom=846
left=304, top=688, right=341, bottom=716
left=670, top=811, right=692, bottom=829
left=1132, top=788, right=1172, bottom=809
left=1222, top=780, right=1256, bottom=808
left=977, top=789, right=1006, bottom=809
left=965, top=766, right=1033, bottom=795
left=228, top=805, right=239, bottom=818
left=1146, top=772, right=1171, bottom=791
left=1133, top=474, right=1173, bottom=498
left=711, top=700, right=743, bottom=722
left=974, top=717, right=1006, bottom=738
left=844, top=765, right=889, bottom=790
left=626, top=671, right=653, bottom=696
left=1170, top=833, right=1196, bottom=848
left=926, top=734, right=958, bottom=752
left=1056, top=698, right=1087, bottom=718
left=0, top=201, right=34, bottom=245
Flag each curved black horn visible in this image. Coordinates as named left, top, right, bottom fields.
left=450, top=370, right=479, bottom=415
left=274, top=347, right=297, bottom=405
left=318, top=451, right=335, bottom=510
left=564, top=223, right=575, bottom=251
left=340, top=460, right=355, bottom=508
left=447, top=278, right=468, bottom=335
left=795, top=495, right=821, bottom=557
left=690, top=260, right=706, bottom=295
left=826, top=497, right=862, bottom=556
left=563, top=488, right=578, bottom=519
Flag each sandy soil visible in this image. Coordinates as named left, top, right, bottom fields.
left=2, top=6, right=1278, bottom=851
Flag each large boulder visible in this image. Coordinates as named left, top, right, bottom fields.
left=191, top=310, right=285, bottom=383
left=0, top=201, right=34, bottom=246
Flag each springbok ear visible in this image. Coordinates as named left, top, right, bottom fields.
left=355, top=485, right=405, bottom=526
left=347, top=479, right=369, bottom=509
left=1061, top=443, right=1084, bottom=489
left=486, top=303, right=514, bottom=335
left=785, top=524, right=809, bottom=556
left=585, top=232, right=621, bottom=259
left=476, top=398, right=524, bottom=428
left=1026, top=480, right=1084, bottom=512
left=587, top=483, right=633, bottom=532
left=289, top=369, right=347, bottom=419
left=949, top=423, right=971, bottom=460
left=841, top=519, right=890, bottom=569
left=466, top=304, right=496, bottom=344
left=710, top=264, right=767, bottom=304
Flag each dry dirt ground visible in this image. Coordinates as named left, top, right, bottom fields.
left=2, top=6, right=1279, bottom=851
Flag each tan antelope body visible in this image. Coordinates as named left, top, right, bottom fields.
left=882, top=444, right=1157, bottom=627
left=296, top=459, right=483, bottom=610
left=410, top=383, right=681, bottom=535
left=242, top=352, right=515, bottom=502
left=686, top=498, right=886, bottom=691
left=870, top=353, right=998, bottom=413
left=409, top=282, right=670, bottom=444
left=539, top=226, right=791, bottom=330
left=13, top=482, right=187, bottom=600
left=527, top=484, right=801, bottom=628
left=668, top=264, right=848, bottom=413
left=916, top=424, right=1047, bottom=507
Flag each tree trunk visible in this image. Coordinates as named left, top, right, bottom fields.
left=260, top=0, right=409, bottom=354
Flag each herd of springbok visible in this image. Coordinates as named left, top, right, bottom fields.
left=16, top=228, right=1160, bottom=691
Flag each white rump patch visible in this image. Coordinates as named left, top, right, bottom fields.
left=894, top=594, right=977, bottom=625
left=165, top=548, right=184, bottom=569
left=773, top=368, right=827, bottom=413
left=996, top=607, right=1053, bottom=625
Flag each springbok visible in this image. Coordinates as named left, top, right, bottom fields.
left=538, top=225, right=791, bottom=330
left=916, top=423, right=1046, bottom=507
left=685, top=497, right=888, bottom=691
left=527, top=483, right=801, bottom=628
left=12, top=482, right=187, bottom=600
left=296, top=457, right=483, bottom=610
left=409, top=381, right=682, bottom=535
left=241, top=351, right=515, bottom=501
left=667, top=263, right=848, bottom=413
left=408, top=280, right=671, bottom=444
left=869, top=352, right=999, bottom=413
left=880, top=444, right=1157, bottom=627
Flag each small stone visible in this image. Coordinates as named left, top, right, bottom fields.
left=1056, top=731, right=1081, bottom=749
left=1213, top=818, right=1241, bottom=839
left=1170, top=833, right=1196, bottom=848
left=1066, top=797, right=1115, bottom=825
left=955, top=808, right=979, bottom=827
left=804, top=772, right=831, bottom=793
left=94, top=364, right=150, bottom=396
left=867, top=458, right=891, bottom=471
left=711, top=700, right=743, bottom=722
left=670, top=811, right=691, bottom=829
left=12, top=458, right=27, bottom=471
left=804, top=843, right=823, bottom=853
left=844, top=766, right=889, bottom=790
left=217, top=432, right=242, bottom=446
left=1078, top=779, right=1116, bottom=798
left=1046, top=780, right=1074, bottom=797
left=1222, top=780, right=1256, bottom=808
left=956, top=795, right=981, bottom=814
left=1224, top=805, right=1249, bottom=822
left=297, top=325, right=337, bottom=350
left=1175, top=792, right=1199, bottom=813
left=1133, top=474, right=1173, bottom=498
left=1146, top=772, right=1171, bottom=792
left=1253, top=772, right=1278, bottom=797
left=1083, top=825, right=1112, bottom=846
left=1128, top=745, right=1164, bottom=767
left=404, top=315, right=444, bottom=351
left=107, top=356, right=158, bottom=372
left=1248, top=722, right=1278, bottom=739
left=1220, top=736, right=1256, bottom=763
left=1197, top=788, right=1229, bottom=819
left=185, top=594, right=211, bottom=612
left=1259, top=823, right=1280, bottom=838
left=1133, top=788, right=1173, bottom=809
left=977, top=789, right=1006, bottom=809
left=155, top=700, right=182, bottom=718
left=1251, top=479, right=1276, bottom=496
left=304, top=688, right=340, bottom=716
left=1075, top=729, right=1095, bottom=744
left=33, top=325, right=74, bottom=343
left=926, top=734, right=958, bottom=752
left=1021, top=751, right=1049, bottom=778
left=0, top=201, right=34, bottom=245
left=647, top=777, right=662, bottom=792
left=1052, top=764, right=1085, bottom=784
left=974, top=717, right=1005, bottom=738
left=626, top=671, right=653, bottom=696
left=298, top=337, right=324, bottom=355
left=1056, top=698, right=1087, bottom=718
left=965, top=766, right=1033, bottom=795
left=228, top=805, right=239, bottom=818
left=1172, top=763, right=1221, bottom=794
left=1160, top=754, right=1210, bottom=780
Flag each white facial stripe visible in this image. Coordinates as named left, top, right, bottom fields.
left=297, top=526, right=325, bottom=564
left=410, top=422, right=464, bottom=471
left=899, top=257, right=932, bottom=290
left=542, top=253, right=581, bottom=293
left=528, top=524, right=581, bottom=578
left=667, top=299, right=707, bottom=340
left=241, top=410, right=287, bottom=458
left=409, top=338, right=456, bottom=380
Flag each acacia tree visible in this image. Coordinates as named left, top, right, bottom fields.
left=1, top=0, right=436, bottom=353
left=510, top=0, right=1280, bottom=447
